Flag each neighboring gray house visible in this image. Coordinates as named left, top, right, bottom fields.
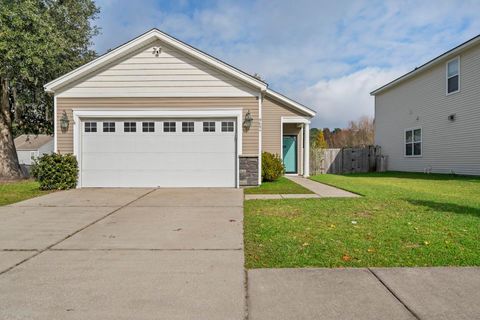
left=14, top=134, right=54, bottom=166
left=371, top=35, right=480, bottom=175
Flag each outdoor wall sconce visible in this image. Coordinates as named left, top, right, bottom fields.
left=60, top=111, right=70, bottom=133
left=243, top=110, right=253, bottom=131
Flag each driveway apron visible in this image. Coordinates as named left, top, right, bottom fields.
left=0, top=188, right=245, bottom=320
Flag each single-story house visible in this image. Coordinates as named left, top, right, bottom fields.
left=14, top=134, right=54, bottom=165
left=44, top=29, right=316, bottom=188
left=371, top=34, right=480, bottom=175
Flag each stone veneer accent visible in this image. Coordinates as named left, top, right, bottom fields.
left=239, top=156, right=259, bottom=186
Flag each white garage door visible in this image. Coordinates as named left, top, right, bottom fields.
left=80, top=119, right=236, bottom=187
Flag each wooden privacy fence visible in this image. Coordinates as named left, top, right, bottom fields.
left=310, top=146, right=385, bottom=174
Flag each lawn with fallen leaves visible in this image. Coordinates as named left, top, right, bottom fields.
left=244, top=172, right=480, bottom=268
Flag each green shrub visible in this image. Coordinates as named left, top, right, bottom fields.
left=262, top=152, right=285, bottom=182
left=31, top=153, right=78, bottom=190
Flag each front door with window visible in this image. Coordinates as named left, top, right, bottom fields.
left=283, top=135, right=297, bottom=173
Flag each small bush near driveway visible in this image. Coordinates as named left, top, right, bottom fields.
left=262, top=152, right=284, bottom=182
left=32, top=153, right=78, bottom=190
left=244, top=172, right=480, bottom=268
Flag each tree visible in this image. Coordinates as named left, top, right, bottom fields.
left=322, top=128, right=332, bottom=147
left=329, top=128, right=343, bottom=148
left=313, top=130, right=328, bottom=149
left=343, top=116, right=374, bottom=147
left=0, top=0, right=99, bottom=179
left=309, top=127, right=319, bottom=141
left=325, top=117, right=374, bottom=148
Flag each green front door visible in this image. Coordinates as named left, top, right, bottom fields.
left=283, top=136, right=297, bottom=173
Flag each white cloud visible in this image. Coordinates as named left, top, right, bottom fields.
left=91, top=0, right=480, bottom=128
left=297, top=68, right=406, bottom=129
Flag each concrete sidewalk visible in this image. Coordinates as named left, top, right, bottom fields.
left=244, top=176, right=358, bottom=200
left=286, top=175, right=359, bottom=197
left=248, top=267, right=480, bottom=320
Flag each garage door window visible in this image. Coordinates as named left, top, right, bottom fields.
left=84, top=122, right=97, bottom=132
left=182, top=122, right=194, bottom=132
left=142, top=122, right=155, bottom=132
left=203, top=122, right=216, bottom=132
left=103, top=122, right=115, bottom=132
left=221, top=121, right=234, bottom=132
left=124, top=122, right=136, bottom=132
left=164, top=122, right=176, bottom=132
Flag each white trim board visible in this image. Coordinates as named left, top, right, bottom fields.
left=281, top=116, right=311, bottom=124
left=258, top=94, right=263, bottom=185
left=72, top=108, right=243, bottom=188
left=53, top=96, right=57, bottom=153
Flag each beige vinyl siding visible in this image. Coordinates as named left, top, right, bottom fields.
left=57, top=40, right=257, bottom=98
left=375, top=42, right=480, bottom=175
left=56, top=97, right=259, bottom=155
left=262, top=96, right=306, bottom=155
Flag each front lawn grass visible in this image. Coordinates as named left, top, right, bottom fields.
left=244, top=172, right=480, bottom=268
left=0, top=180, right=50, bottom=206
left=244, top=176, right=313, bottom=194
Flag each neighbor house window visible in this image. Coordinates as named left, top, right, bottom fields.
left=103, top=122, right=115, bottom=132
left=84, top=122, right=97, bottom=132
left=124, top=122, right=136, bottom=132
left=182, top=122, right=194, bottom=132
left=405, top=128, right=422, bottom=156
left=203, top=121, right=215, bottom=132
left=163, top=122, right=176, bottom=132
left=221, top=121, right=234, bottom=132
left=142, top=122, right=155, bottom=132
left=447, top=57, right=459, bottom=94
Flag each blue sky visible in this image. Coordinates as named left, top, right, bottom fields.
left=92, top=0, right=480, bottom=128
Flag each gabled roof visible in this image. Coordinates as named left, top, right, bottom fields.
left=14, top=135, right=53, bottom=151
left=44, top=28, right=268, bottom=93
left=371, top=34, right=480, bottom=96
left=265, top=89, right=316, bottom=117
left=44, top=28, right=316, bottom=118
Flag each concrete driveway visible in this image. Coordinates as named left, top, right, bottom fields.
left=0, top=188, right=245, bottom=320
